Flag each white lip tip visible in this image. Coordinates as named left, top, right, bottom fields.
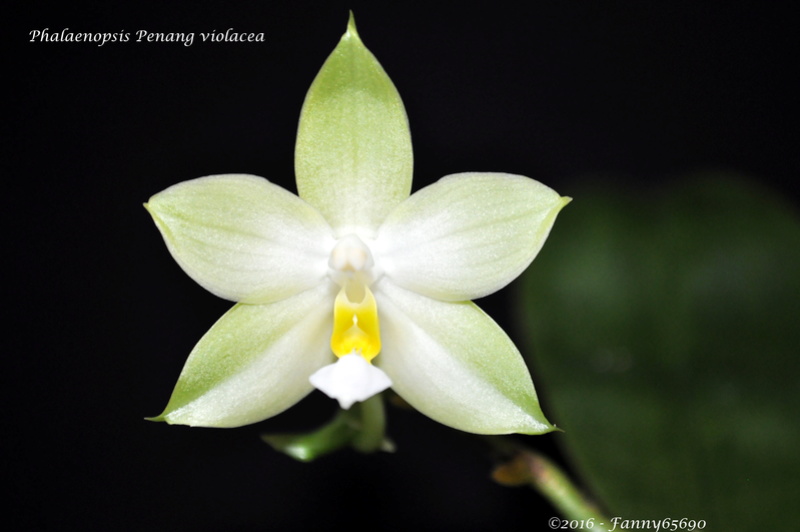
left=309, top=353, right=392, bottom=408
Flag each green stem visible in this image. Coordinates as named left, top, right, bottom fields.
left=488, top=437, right=616, bottom=531
left=350, top=393, right=389, bottom=453
left=261, top=410, right=354, bottom=462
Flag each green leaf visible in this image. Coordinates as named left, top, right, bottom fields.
left=295, top=12, right=413, bottom=234
left=519, top=174, right=800, bottom=529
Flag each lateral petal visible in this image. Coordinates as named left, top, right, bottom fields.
left=375, top=280, right=554, bottom=435
left=376, top=173, right=570, bottom=301
left=150, top=283, right=336, bottom=427
left=146, top=174, right=333, bottom=304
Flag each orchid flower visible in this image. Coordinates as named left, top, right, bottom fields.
left=146, top=15, right=570, bottom=436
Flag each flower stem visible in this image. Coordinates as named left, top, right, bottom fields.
left=488, top=437, right=615, bottom=530
left=350, top=393, right=390, bottom=453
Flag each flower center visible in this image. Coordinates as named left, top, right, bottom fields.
left=311, top=238, right=391, bottom=409
left=328, top=235, right=381, bottom=361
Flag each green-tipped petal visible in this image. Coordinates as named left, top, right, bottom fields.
left=146, top=174, right=333, bottom=304
left=150, top=283, right=336, bottom=427
left=376, top=172, right=570, bottom=301
left=295, top=13, right=413, bottom=235
left=375, top=280, right=554, bottom=435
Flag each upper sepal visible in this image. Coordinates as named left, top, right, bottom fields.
left=295, top=13, right=413, bottom=235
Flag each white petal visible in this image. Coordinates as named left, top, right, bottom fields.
left=375, top=172, right=570, bottom=301
left=153, top=283, right=336, bottom=427
left=374, top=280, right=553, bottom=435
left=309, top=353, right=392, bottom=409
left=146, top=174, right=334, bottom=304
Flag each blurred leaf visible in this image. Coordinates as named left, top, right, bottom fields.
left=519, top=174, right=800, bottom=529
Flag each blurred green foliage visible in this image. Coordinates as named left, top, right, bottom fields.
left=520, top=174, right=800, bottom=530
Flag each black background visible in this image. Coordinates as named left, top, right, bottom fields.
left=9, top=2, right=797, bottom=530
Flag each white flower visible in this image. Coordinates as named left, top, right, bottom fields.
left=146, top=15, right=569, bottom=435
